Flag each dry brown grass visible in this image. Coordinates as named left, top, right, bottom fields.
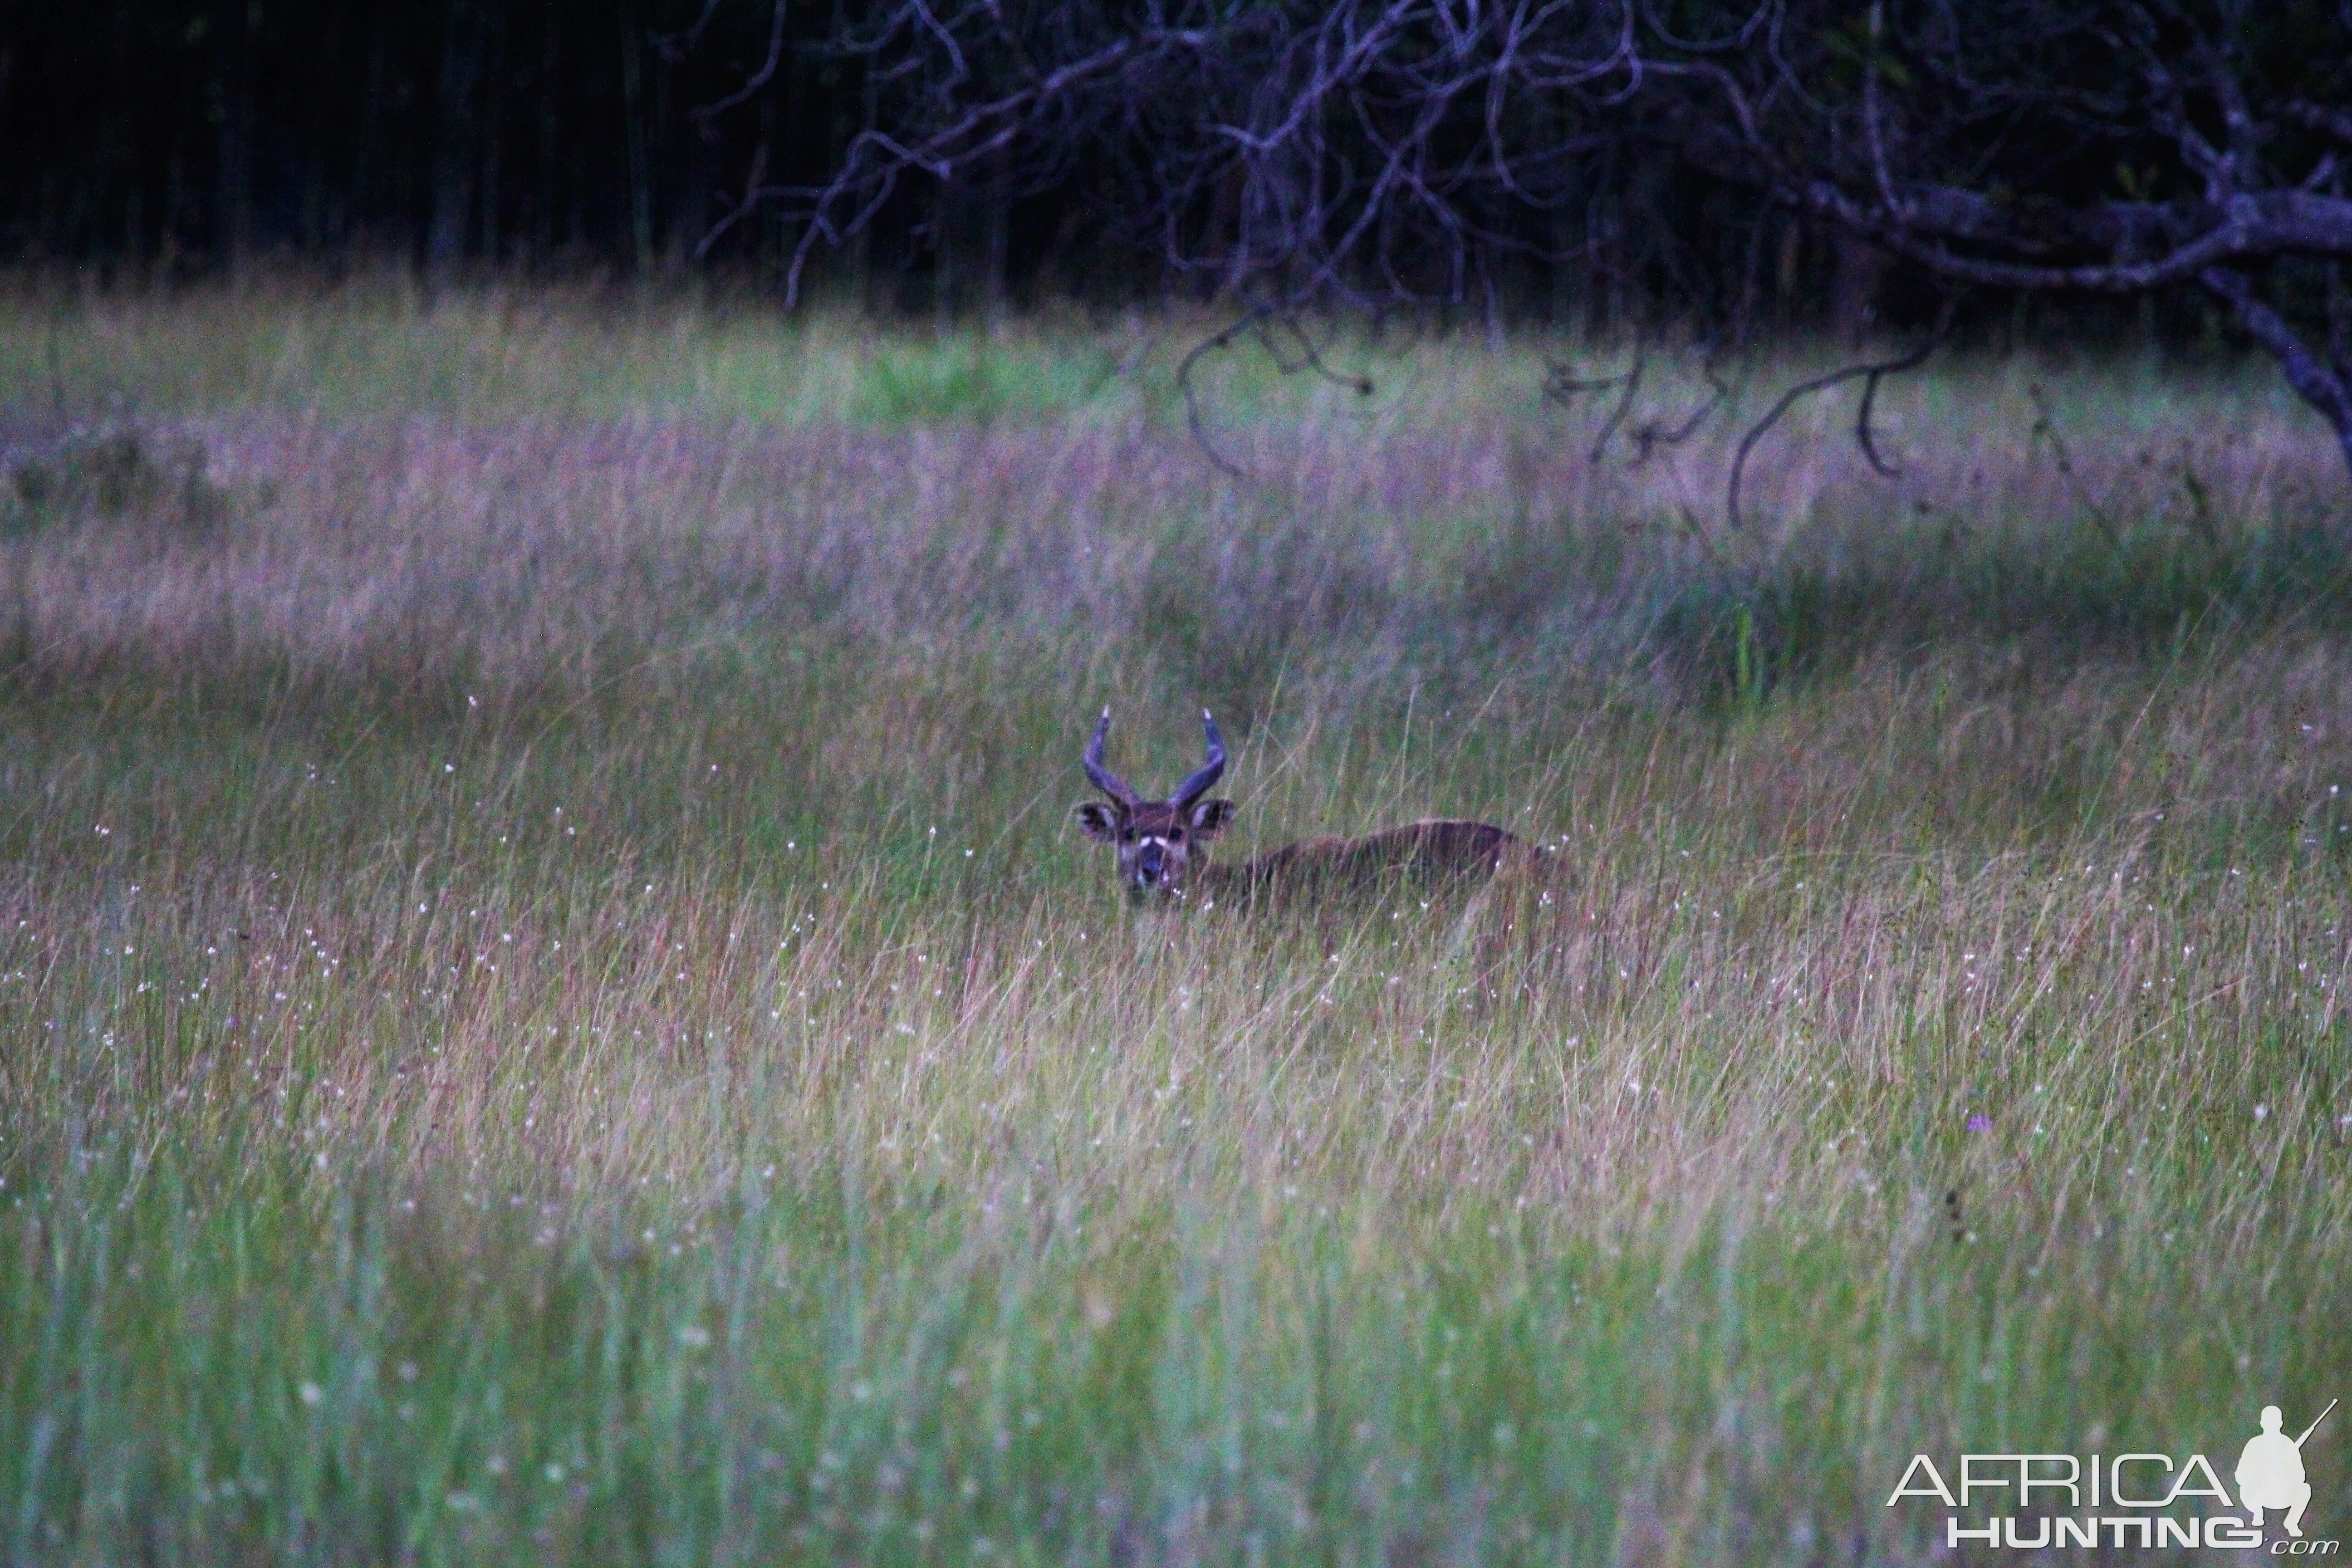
left=0, top=286, right=2345, bottom=1564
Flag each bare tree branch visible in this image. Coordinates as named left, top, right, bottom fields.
left=685, top=0, right=788, bottom=137
left=1727, top=316, right=1948, bottom=533
left=676, top=0, right=2352, bottom=502
left=2200, top=265, right=2352, bottom=481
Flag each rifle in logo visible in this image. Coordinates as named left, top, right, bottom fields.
left=2239, top=1399, right=2334, bottom=1539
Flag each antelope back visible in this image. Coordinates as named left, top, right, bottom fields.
left=1206, top=819, right=1518, bottom=905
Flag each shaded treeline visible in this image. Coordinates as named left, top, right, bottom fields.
left=4, top=3, right=2349, bottom=375
left=0, top=0, right=2110, bottom=336
left=5, top=0, right=750, bottom=284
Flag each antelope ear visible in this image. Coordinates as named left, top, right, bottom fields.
left=1189, top=798, right=1237, bottom=838
left=1072, top=801, right=1122, bottom=843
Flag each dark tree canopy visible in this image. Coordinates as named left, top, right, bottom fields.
left=683, top=0, right=2352, bottom=470
left=8, top=2, right=2352, bottom=473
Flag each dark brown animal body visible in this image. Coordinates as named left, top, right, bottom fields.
left=1072, top=709, right=1516, bottom=907
left=1200, top=818, right=1516, bottom=905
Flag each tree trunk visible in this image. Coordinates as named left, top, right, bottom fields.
left=102, top=0, right=137, bottom=258
left=1830, top=227, right=1883, bottom=346
left=427, top=0, right=489, bottom=290
left=618, top=0, right=656, bottom=281
left=1775, top=216, right=1800, bottom=332
left=983, top=149, right=1009, bottom=326
left=533, top=2, right=560, bottom=268
left=352, top=14, right=387, bottom=251
left=212, top=0, right=255, bottom=284
left=477, top=12, right=505, bottom=265
left=2202, top=267, right=2352, bottom=500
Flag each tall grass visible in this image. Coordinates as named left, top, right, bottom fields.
left=0, top=281, right=2347, bottom=1564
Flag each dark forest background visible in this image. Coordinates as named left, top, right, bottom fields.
left=4, top=2, right=770, bottom=289
left=3, top=2, right=2350, bottom=385
left=9, top=0, right=1790, bottom=329
left=0, top=4, right=2263, bottom=322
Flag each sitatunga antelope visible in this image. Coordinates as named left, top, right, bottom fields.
left=1071, top=709, right=1517, bottom=906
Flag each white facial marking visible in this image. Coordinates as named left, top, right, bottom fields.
left=1130, top=833, right=1177, bottom=888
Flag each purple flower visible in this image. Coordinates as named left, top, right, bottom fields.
left=1965, top=1114, right=1993, bottom=1133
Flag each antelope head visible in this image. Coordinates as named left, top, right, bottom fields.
left=1071, top=708, right=1238, bottom=901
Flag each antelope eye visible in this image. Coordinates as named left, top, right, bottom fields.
left=1169, top=828, right=1186, bottom=842
left=1119, top=828, right=1135, bottom=843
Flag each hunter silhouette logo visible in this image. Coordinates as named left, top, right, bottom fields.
left=2240, top=1400, right=2334, bottom=1540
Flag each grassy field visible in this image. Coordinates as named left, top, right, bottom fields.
left=0, top=278, right=2348, bottom=1565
